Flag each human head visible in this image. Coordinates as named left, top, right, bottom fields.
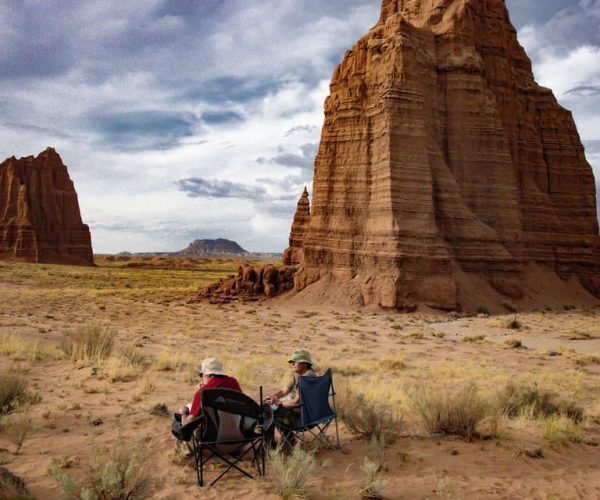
left=288, top=349, right=313, bottom=374
left=196, top=357, right=226, bottom=382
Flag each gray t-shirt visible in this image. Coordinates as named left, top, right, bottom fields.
left=284, top=369, right=317, bottom=399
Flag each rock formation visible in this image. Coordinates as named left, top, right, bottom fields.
left=193, top=264, right=296, bottom=303
left=283, top=187, right=311, bottom=265
left=179, top=238, right=247, bottom=256
left=0, top=148, right=93, bottom=265
left=288, top=0, right=600, bottom=311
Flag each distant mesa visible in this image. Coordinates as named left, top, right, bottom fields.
left=178, top=238, right=248, bottom=256
left=0, top=148, right=94, bottom=266
left=284, top=0, right=600, bottom=311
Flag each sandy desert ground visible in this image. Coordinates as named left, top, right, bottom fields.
left=1, top=257, right=600, bottom=499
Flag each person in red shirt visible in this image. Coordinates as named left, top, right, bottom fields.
left=180, top=357, right=242, bottom=425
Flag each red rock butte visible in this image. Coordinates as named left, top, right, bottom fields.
left=0, top=148, right=94, bottom=266
left=285, top=0, right=600, bottom=311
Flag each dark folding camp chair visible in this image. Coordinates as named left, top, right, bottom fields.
left=191, top=388, right=268, bottom=487
left=274, top=368, right=340, bottom=451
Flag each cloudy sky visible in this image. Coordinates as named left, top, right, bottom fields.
left=1, top=0, right=598, bottom=253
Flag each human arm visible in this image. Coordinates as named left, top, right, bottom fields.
left=265, top=386, right=291, bottom=405
left=279, top=393, right=300, bottom=408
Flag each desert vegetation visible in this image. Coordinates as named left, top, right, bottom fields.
left=0, top=258, right=599, bottom=498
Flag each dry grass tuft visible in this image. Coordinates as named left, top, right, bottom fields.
left=0, top=406, right=34, bottom=454
left=359, top=437, right=387, bottom=499
left=268, top=445, right=317, bottom=500
left=0, top=333, right=60, bottom=362
left=406, top=382, right=487, bottom=441
left=60, top=325, right=115, bottom=363
left=0, top=372, right=29, bottom=415
left=542, top=415, right=586, bottom=445
left=50, top=435, right=158, bottom=499
left=105, top=357, right=141, bottom=383
left=153, top=350, right=196, bottom=372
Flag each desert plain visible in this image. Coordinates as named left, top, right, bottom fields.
left=1, top=256, right=600, bottom=499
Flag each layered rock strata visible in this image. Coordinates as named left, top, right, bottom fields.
left=283, top=187, right=311, bottom=265
left=0, top=148, right=93, bottom=265
left=289, top=0, right=600, bottom=310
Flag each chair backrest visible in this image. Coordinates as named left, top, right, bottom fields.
left=297, top=368, right=336, bottom=427
left=201, top=388, right=261, bottom=443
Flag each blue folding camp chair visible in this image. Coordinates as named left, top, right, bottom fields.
left=274, top=368, right=340, bottom=450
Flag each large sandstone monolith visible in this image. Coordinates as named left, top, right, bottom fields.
left=283, top=187, right=311, bottom=266
left=289, top=0, right=600, bottom=311
left=0, top=148, right=94, bottom=265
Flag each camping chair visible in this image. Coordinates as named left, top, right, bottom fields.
left=274, top=368, right=340, bottom=451
left=191, top=388, right=268, bottom=487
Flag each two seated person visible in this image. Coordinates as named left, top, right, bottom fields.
left=174, top=349, right=316, bottom=455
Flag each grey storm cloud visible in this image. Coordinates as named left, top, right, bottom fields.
left=90, top=110, right=198, bottom=151
left=176, top=178, right=266, bottom=200
left=201, top=110, right=244, bottom=125
left=183, top=77, right=283, bottom=105
left=257, top=143, right=318, bottom=169
left=567, top=85, right=600, bottom=96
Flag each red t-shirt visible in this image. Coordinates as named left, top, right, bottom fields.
left=190, top=376, right=242, bottom=416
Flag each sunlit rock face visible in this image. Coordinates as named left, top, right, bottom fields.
left=290, top=0, right=600, bottom=310
left=0, top=148, right=94, bottom=265
left=283, top=187, right=311, bottom=266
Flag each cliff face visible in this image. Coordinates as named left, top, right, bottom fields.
left=291, top=0, right=600, bottom=310
left=283, top=187, right=311, bottom=266
left=0, top=148, right=93, bottom=265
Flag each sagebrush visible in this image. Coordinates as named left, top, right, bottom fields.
left=406, top=382, right=487, bottom=440
left=51, top=435, right=158, bottom=499
left=338, top=388, right=402, bottom=445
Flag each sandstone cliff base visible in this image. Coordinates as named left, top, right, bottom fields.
left=284, top=0, right=600, bottom=313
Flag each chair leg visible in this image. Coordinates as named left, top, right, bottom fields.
left=262, top=440, right=266, bottom=476
left=334, top=416, right=340, bottom=449
left=192, top=438, right=201, bottom=486
left=199, top=443, right=204, bottom=487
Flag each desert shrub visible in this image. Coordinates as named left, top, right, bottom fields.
left=406, top=382, right=487, bottom=441
left=476, top=306, right=489, bottom=316
left=51, top=436, right=158, bottom=499
left=0, top=467, right=30, bottom=499
left=60, top=325, right=115, bottom=363
left=0, top=406, right=34, bottom=454
left=505, top=339, right=522, bottom=349
left=463, top=335, right=485, bottom=343
left=497, top=383, right=583, bottom=423
left=338, top=389, right=402, bottom=445
left=359, top=437, right=387, bottom=499
left=507, top=316, right=521, bottom=330
left=268, top=446, right=316, bottom=500
left=150, top=403, right=169, bottom=417
left=0, top=372, right=29, bottom=415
